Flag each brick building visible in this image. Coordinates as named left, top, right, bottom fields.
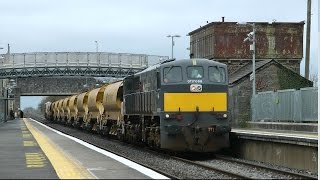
left=188, top=20, right=304, bottom=74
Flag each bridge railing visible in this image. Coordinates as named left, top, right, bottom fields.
left=0, top=52, right=168, bottom=69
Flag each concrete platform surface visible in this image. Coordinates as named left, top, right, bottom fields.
left=0, top=118, right=169, bottom=179
left=0, top=118, right=58, bottom=179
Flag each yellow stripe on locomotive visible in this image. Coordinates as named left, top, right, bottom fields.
left=164, top=92, right=227, bottom=112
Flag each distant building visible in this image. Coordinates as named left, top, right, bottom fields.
left=228, top=60, right=312, bottom=127
left=188, top=20, right=304, bottom=74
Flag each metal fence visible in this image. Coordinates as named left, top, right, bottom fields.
left=251, top=87, right=318, bottom=122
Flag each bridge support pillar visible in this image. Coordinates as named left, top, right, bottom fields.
left=13, top=88, right=21, bottom=112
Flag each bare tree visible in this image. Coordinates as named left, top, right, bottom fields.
left=37, top=96, right=68, bottom=114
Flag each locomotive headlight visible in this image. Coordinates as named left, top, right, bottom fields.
left=165, top=114, right=170, bottom=118
left=223, top=114, right=227, bottom=118
left=190, top=84, right=202, bottom=92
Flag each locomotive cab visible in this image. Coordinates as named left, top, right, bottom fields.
left=158, top=59, right=230, bottom=152
left=123, top=58, right=230, bottom=152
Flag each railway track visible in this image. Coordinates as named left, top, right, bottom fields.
left=173, top=154, right=318, bottom=179
left=26, top=112, right=318, bottom=179
left=215, top=155, right=317, bottom=179
left=170, top=155, right=253, bottom=179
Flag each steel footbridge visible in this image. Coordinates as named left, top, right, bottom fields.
left=0, top=52, right=168, bottom=79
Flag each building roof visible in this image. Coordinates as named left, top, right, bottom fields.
left=188, top=21, right=305, bottom=36
left=229, top=59, right=271, bottom=84
left=229, top=59, right=308, bottom=85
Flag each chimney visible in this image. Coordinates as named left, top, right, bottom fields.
left=222, top=17, right=225, bottom=22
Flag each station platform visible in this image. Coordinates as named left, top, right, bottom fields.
left=231, top=128, right=318, bottom=147
left=0, top=118, right=168, bottom=179
left=230, top=128, right=318, bottom=173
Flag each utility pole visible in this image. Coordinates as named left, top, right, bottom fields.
left=305, top=0, right=311, bottom=79
left=241, top=22, right=256, bottom=96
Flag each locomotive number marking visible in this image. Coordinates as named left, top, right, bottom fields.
left=187, top=79, right=202, bottom=84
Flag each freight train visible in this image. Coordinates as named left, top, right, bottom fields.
left=45, top=58, right=230, bottom=152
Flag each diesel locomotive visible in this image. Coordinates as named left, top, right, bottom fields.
left=45, top=58, right=230, bottom=152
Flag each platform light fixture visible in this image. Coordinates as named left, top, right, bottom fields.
left=166, top=35, right=180, bottom=59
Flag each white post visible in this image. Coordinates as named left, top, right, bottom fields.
left=252, top=23, right=256, bottom=96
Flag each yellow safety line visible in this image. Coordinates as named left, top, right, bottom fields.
left=23, top=118, right=95, bottom=179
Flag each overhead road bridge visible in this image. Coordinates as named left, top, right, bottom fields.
left=0, top=52, right=168, bottom=79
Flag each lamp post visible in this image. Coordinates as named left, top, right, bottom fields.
left=94, top=41, right=98, bottom=52
left=240, top=22, right=256, bottom=96
left=0, top=47, right=5, bottom=122
left=166, top=35, right=180, bottom=59
left=0, top=47, right=3, bottom=60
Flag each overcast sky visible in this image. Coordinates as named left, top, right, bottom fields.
left=0, top=0, right=318, bottom=110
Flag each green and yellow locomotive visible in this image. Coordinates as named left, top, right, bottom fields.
left=123, top=58, right=230, bottom=152
left=46, top=58, right=230, bottom=152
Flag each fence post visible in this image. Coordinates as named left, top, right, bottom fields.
left=251, top=94, right=256, bottom=122
left=293, top=90, right=301, bottom=122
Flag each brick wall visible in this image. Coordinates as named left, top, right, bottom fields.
left=17, top=77, right=100, bottom=95
left=229, top=64, right=290, bottom=127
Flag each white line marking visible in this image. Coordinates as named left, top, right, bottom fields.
left=29, top=118, right=169, bottom=179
